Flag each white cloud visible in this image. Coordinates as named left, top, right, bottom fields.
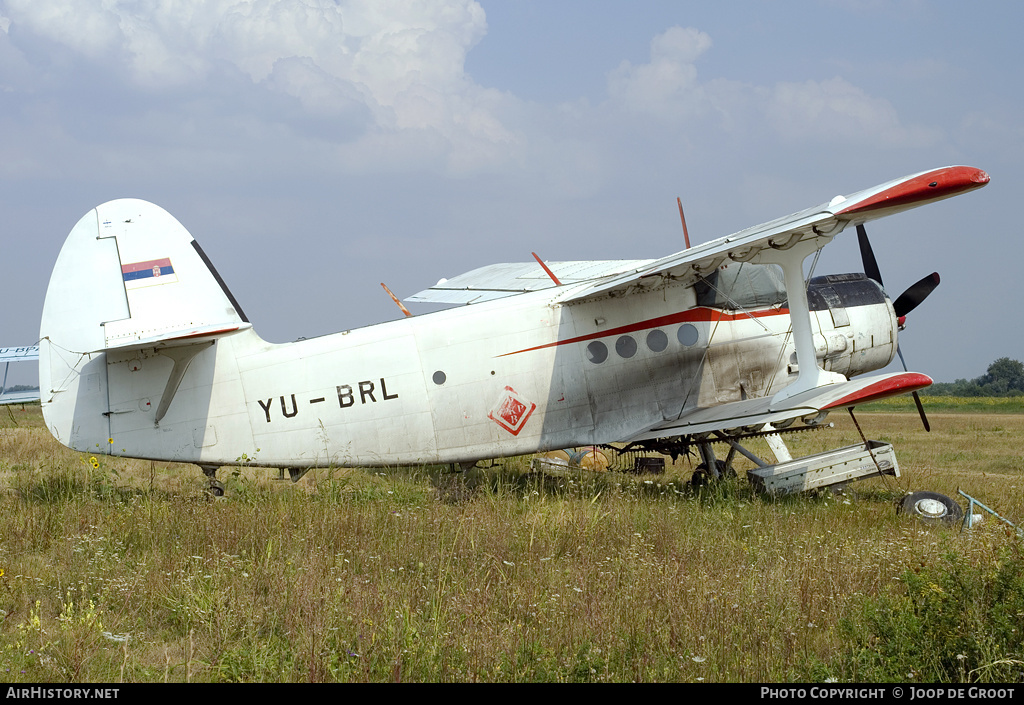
left=606, top=26, right=713, bottom=119
left=3, top=0, right=485, bottom=100
left=764, top=77, right=940, bottom=147
left=600, top=24, right=938, bottom=152
left=2, top=1, right=124, bottom=59
left=263, top=55, right=369, bottom=120
left=0, top=4, right=951, bottom=184
left=1, top=0, right=521, bottom=173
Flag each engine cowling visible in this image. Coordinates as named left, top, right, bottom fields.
left=806, top=273, right=898, bottom=378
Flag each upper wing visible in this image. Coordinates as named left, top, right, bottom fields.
left=626, top=371, right=931, bottom=442
left=405, top=167, right=987, bottom=307
left=406, top=259, right=653, bottom=305
left=560, top=166, right=989, bottom=305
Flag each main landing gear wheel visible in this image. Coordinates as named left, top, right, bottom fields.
left=897, top=491, right=963, bottom=524
left=690, top=460, right=734, bottom=487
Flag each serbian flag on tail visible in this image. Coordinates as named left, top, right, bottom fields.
left=122, top=258, right=178, bottom=289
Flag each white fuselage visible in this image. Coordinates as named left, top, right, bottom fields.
left=94, top=275, right=896, bottom=468
left=42, top=169, right=992, bottom=471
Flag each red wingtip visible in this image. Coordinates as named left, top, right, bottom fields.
left=822, top=372, right=933, bottom=410
left=837, top=166, right=990, bottom=217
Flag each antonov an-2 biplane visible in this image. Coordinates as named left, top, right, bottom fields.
left=38, top=166, right=988, bottom=501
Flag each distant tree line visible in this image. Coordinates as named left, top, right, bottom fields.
left=922, top=357, right=1024, bottom=397
left=2, top=384, right=38, bottom=393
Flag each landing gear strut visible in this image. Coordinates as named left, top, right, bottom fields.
left=691, top=441, right=737, bottom=487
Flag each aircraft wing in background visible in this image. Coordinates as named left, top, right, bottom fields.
left=0, top=345, right=40, bottom=405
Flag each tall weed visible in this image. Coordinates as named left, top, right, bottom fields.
left=829, top=544, right=1024, bottom=682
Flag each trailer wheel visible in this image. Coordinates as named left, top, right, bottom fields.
left=898, top=491, right=963, bottom=524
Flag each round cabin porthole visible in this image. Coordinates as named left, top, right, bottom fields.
left=616, top=335, right=637, bottom=359
left=678, top=323, right=699, bottom=347
left=586, top=341, right=608, bottom=364
left=646, top=329, right=668, bottom=352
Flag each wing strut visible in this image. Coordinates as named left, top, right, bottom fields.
left=758, top=228, right=847, bottom=402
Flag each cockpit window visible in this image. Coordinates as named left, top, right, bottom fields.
left=694, top=263, right=787, bottom=310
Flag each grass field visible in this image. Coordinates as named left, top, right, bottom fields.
left=1, top=403, right=1022, bottom=683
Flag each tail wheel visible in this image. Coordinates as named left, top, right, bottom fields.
left=897, top=491, right=963, bottom=524
left=201, top=465, right=224, bottom=498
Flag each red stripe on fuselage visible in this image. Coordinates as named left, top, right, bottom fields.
left=499, top=306, right=789, bottom=357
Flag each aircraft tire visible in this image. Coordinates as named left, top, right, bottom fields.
left=690, top=467, right=708, bottom=488
left=897, top=491, right=963, bottom=524
left=690, top=460, right=734, bottom=487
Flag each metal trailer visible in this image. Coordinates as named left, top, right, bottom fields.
left=746, top=440, right=898, bottom=495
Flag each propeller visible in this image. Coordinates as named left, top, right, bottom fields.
left=856, top=224, right=936, bottom=431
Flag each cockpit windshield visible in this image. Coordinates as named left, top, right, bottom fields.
left=694, top=263, right=787, bottom=311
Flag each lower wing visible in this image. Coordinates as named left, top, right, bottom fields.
left=626, top=371, right=930, bottom=441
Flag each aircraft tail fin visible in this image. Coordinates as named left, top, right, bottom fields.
left=39, top=199, right=252, bottom=447
left=41, top=199, right=249, bottom=355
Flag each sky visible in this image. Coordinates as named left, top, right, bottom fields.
left=1, top=0, right=1020, bottom=387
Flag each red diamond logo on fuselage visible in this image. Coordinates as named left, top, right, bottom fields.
left=489, top=386, right=536, bottom=436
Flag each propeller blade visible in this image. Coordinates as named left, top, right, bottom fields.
left=857, top=224, right=884, bottom=286
left=893, top=272, right=940, bottom=318
left=860, top=223, right=933, bottom=432
left=896, top=345, right=931, bottom=432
